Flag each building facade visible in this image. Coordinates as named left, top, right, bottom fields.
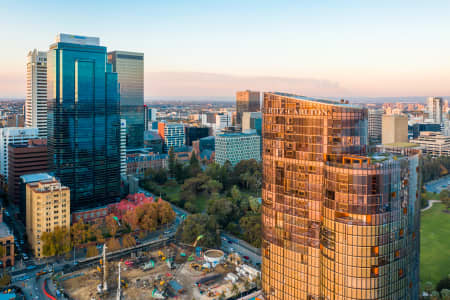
left=242, top=112, right=262, bottom=135
left=381, top=115, right=408, bottom=145
left=8, top=139, right=48, bottom=212
left=368, top=108, right=383, bottom=145
left=0, top=127, right=39, bottom=180
left=47, top=34, right=121, bottom=212
left=26, top=177, right=70, bottom=258
left=185, top=126, right=210, bottom=146
left=427, top=96, right=443, bottom=124
left=215, top=112, right=232, bottom=132
left=120, top=119, right=127, bottom=177
left=215, top=132, right=260, bottom=166
left=261, top=92, right=420, bottom=300
left=158, top=122, right=185, bottom=152
left=26, top=49, right=47, bottom=138
left=0, top=210, right=14, bottom=268
left=236, top=90, right=260, bottom=126
left=408, top=123, right=441, bottom=140
left=127, top=153, right=168, bottom=177
left=108, top=51, right=145, bottom=148
left=413, top=132, right=450, bottom=157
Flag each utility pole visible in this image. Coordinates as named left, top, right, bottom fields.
left=103, top=244, right=108, bottom=292
left=117, top=262, right=121, bottom=300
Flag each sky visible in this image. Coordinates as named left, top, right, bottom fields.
left=1, top=0, right=450, bottom=99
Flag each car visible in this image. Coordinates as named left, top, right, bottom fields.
left=243, top=255, right=250, bottom=260
left=227, top=240, right=233, bottom=244
left=164, top=231, right=171, bottom=235
left=4, top=211, right=9, bottom=217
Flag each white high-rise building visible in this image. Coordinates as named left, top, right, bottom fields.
left=25, top=50, right=47, bottom=138
left=0, top=127, right=39, bottom=179
left=120, top=119, right=127, bottom=177
left=215, top=132, right=261, bottom=166
left=427, top=96, right=443, bottom=124
left=368, top=108, right=383, bottom=144
left=215, top=112, right=232, bottom=131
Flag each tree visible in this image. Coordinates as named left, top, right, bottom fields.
left=157, top=201, right=176, bottom=225
left=424, top=281, right=434, bottom=296
left=168, top=147, right=176, bottom=178
left=154, top=168, right=168, bottom=184
left=249, top=196, right=261, bottom=214
left=441, top=289, right=450, bottom=300
left=41, top=227, right=71, bottom=257
left=431, top=290, right=440, bottom=300
left=136, top=203, right=158, bottom=232
left=188, top=151, right=201, bottom=177
left=176, top=214, right=220, bottom=248
left=106, top=238, right=121, bottom=252
left=0, top=271, right=10, bottom=288
left=437, top=274, right=450, bottom=292
left=122, top=234, right=136, bottom=248
left=71, top=219, right=88, bottom=247
left=240, top=215, right=262, bottom=248
left=439, top=189, right=450, bottom=211
left=207, top=195, right=234, bottom=228
left=123, top=210, right=139, bottom=231
left=230, top=186, right=242, bottom=204
left=105, top=215, right=119, bottom=237
left=91, top=224, right=105, bottom=243
left=86, top=245, right=98, bottom=258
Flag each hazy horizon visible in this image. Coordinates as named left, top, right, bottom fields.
left=1, top=1, right=450, bottom=98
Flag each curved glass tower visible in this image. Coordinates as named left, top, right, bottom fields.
left=261, top=92, right=420, bottom=299
left=47, top=34, right=121, bottom=211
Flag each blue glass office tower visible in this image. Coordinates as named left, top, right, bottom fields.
left=107, top=51, right=144, bottom=149
left=47, top=34, right=121, bottom=211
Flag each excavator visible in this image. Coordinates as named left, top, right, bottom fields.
left=187, top=235, right=204, bottom=261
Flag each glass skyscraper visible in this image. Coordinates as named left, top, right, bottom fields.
left=47, top=34, right=121, bottom=211
left=107, top=51, right=144, bottom=149
left=262, top=92, right=420, bottom=299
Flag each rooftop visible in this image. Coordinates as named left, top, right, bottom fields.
left=0, top=222, right=12, bottom=239
left=383, top=142, right=420, bottom=148
left=270, top=92, right=362, bottom=108
left=20, top=173, right=53, bottom=184
left=217, top=132, right=259, bottom=138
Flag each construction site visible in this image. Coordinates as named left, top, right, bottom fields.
left=58, top=237, right=261, bottom=300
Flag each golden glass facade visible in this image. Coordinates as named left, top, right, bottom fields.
left=262, top=92, right=420, bottom=300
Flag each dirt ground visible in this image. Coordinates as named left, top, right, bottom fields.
left=61, top=245, right=247, bottom=300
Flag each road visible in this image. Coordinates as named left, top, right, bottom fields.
left=425, top=175, right=450, bottom=194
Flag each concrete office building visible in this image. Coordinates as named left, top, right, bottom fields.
left=108, top=51, right=145, bottom=148
left=413, top=132, right=450, bottom=157
left=215, top=132, right=260, bottom=166
left=382, top=114, right=408, bottom=144
left=242, top=112, right=262, bottom=134
left=8, top=139, right=48, bottom=213
left=25, top=49, right=48, bottom=138
left=0, top=127, right=39, bottom=180
left=47, top=34, right=121, bottom=211
left=158, top=122, right=185, bottom=152
left=427, top=96, right=444, bottom=124
left=236, top=90, right=260, bottom=126
left=26, top=177, right=70, bottom=258
left=368, top=108, right=383, bottom=144
left=262, top=92, right=420, bottom=299
left=215, top=113, right=232, bottom=131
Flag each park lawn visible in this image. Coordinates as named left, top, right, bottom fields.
left=160, top=182, right=181, bottom=203
left=420, top=203, right=450, bottom=285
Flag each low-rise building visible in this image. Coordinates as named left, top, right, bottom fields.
left=71, top=206, right=108, bottom=224
left=215, top=132, right=261, bottom=166
left=412, top=132, right=450, bottom=157
left=127, top=152, right=168, bottom=177
left=0, top=210, right=14, bottom=268
left=26, top=177, right=70, bottom=258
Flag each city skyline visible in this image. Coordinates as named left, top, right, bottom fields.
left=2, top=1, right=450, bottom=98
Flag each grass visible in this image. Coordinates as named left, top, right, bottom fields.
left=420, top=203, right=450, bottom=285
